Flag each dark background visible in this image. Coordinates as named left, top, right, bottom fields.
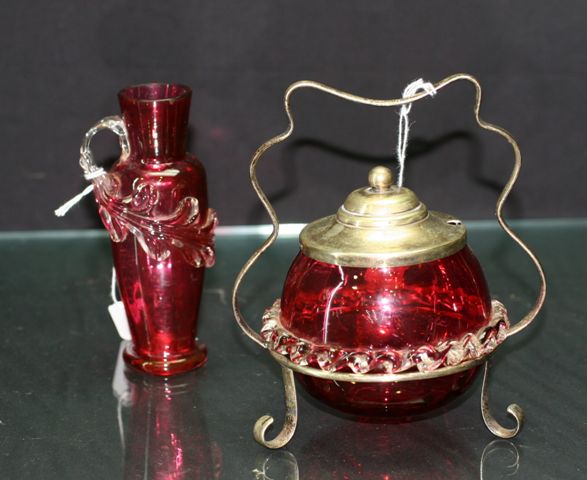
left=1, top=1, right=585, bottom=230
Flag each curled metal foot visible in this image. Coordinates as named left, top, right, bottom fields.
left=254, top=367, right=298, bottom=449
left=481, top=362, right=524, bottom=438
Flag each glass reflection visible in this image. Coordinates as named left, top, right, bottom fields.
left=253, top=451, right=299, bottom=480
left=112, top=342, right=222, bottom=479
left=480, top=440, right=520, bottom=478
left=254, top=426, right=520, bottom=479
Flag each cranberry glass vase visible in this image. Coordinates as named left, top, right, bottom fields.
left=95, top=84, right=217, bottom=375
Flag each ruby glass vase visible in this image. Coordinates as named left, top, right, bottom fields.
left=93, top=83, right=217, bottom=376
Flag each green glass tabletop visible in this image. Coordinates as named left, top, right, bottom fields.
left=0, top=219, right=584, bottom=479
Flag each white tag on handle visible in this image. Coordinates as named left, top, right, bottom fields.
left=108, top=301, right=132, bottom=341
left=108, top=267, right=132, bottom=341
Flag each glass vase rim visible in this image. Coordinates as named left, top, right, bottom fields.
left=118, top=82, right=191, bottom=104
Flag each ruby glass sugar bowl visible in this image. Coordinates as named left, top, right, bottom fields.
left=232, top=74, right=546, bottom=449
left=277, top=165, right=498, bottom=417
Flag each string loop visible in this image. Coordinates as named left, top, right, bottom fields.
left=396, top=79, right=437, bottom=187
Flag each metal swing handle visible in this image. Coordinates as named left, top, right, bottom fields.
left=232, top=73, right=547, bottom=348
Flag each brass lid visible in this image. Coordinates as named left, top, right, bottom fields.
left=300, top=166, right=466, bottom=267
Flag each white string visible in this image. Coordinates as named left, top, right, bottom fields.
left=54, top=184, right=94, bottom=217
left=53, top=167, right=106, bottom=217
left=396, top=78, right=437, bottom=187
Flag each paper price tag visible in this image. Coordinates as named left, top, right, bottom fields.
left=108, top=301, right=132, bottom=341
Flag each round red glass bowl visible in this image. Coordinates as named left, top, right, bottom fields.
left=297, top=367, right=480, bottom=417
left=280, top=247, right=492, bottom=417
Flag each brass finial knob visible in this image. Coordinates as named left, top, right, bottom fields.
left=368, top=166, right=393, bottom=192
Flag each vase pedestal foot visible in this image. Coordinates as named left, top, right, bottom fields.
left=123, top=342, right=208, bottom=377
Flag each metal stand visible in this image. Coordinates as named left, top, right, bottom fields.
left=232, top=74, right=547, bottom=449
left=252, top=359, right=526, bottom=449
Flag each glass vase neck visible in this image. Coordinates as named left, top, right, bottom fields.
left=118, top=83, right=191, bottom=162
